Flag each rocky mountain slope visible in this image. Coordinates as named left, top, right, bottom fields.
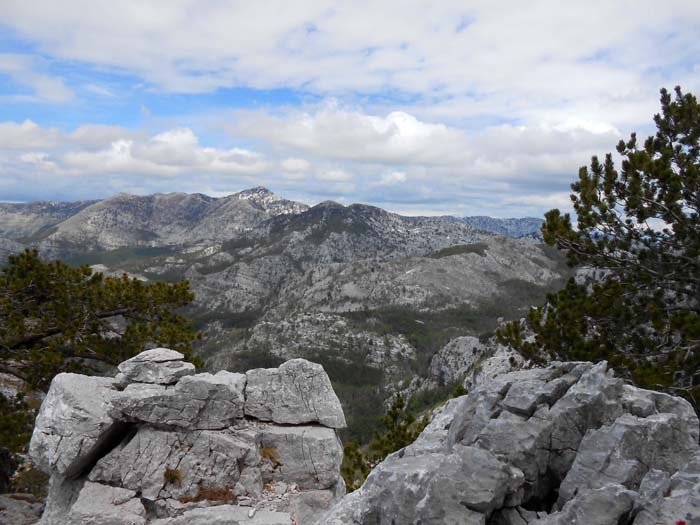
left=0, top=188, right=571, bottom=441
left=0, top=200, right=97, bottom=242
left=460, top=216, right=544, bottom=239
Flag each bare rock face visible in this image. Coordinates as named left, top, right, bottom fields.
left=28, top=374, right=123, bottom=477
left=319, top=361, right=700, bottom=525
left=110, top=371, right=246, bottom=429
left=29, top=350, right=346, bottom=524
left=67, top=482, right=147, bottom=525
left=244, top=359, right=346, bottom=428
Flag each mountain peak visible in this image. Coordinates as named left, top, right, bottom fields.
left=313, top=200, right=344, bottom=209
left=236, top=186, right=277, bottom=199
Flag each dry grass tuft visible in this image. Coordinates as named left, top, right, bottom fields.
left=163, top=468, right=182, bottom=487
left=178, top=485, right=236, bottom=504
left=260, top=446, right=280, bottom=466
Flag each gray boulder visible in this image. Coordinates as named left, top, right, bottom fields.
left=111, top=371, right=246, bottom=429
left=245, top=359, right=346, bottom=428
left=117, top=348, right=195, bottom=385
left=322, top=445, right=523, bottom=524
left=32, top=351, right=346, bottom=524
left=633, top=450, right=700, bottom=524
left=28, top=373, right=122, bottom=477
left=558, top=411, right=698, bottom=506
left=67, top=481, right=147, bottom=525
left=259, top=424, right=343, bottom=490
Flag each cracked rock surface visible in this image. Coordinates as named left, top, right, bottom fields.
left=244, top=359, right=346, bottom=428
left=28, top=350, right=346, bottom=524
left=319, top=361, right=700, bottom=525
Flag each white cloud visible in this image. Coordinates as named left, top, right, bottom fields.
left=0, top=120, right=60, bottom=149
left=84, top=83, right=115, bottom=97
left=281, top=157, right=311, bottom=172
left=316, top=168, right=353, bottom=181
left=61, top=128, right=267, bottom=176
left=1, top=0, right=697, bottom=214
left=0, top=53, right=73, bottom=102
left=68, top=124, right=135, bottom=149
left=0, top=106, right=624, bottom=215
left=379, top=171, right=407, bottom=185
left=234, top=103, right=468, bottom=165
left=504, top=192, right=572, bottom=210
left=2, top=1, right=698, bottom=124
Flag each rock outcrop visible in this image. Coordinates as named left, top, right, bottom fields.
left=28, top=349, right=346, bottom=524
left=320, top=361, right=700, bottom=524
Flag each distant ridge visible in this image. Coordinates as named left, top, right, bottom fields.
left=460, top=216, right=544, bottom=239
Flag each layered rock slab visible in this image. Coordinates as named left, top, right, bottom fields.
left=117, top=348, right=195, bottom=385
left=111, top=371, right=246, bottom=429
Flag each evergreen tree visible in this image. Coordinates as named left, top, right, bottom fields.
left=0, top=249, right=200, bottom=391
left=0, top=249, right=200, bottom=471
left=498, top=87, right=700, bottom=410
left=341, top=394, right=427, bottom=490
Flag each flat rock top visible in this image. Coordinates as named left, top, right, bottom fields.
left=119, top=347, right=185, bottom=364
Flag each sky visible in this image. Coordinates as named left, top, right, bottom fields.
left=0, top=1, right=698, bottom=217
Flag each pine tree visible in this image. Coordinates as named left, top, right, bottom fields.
left=498, top=87, right=700, bottom=410
left=0, top=249, right=201, bottom=469
left=341, top=394, right=427, bottom=490
left=0, top=249, right=200, bottom=391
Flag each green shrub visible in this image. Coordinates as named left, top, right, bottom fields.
left=430, top=242, right=488, bottom=258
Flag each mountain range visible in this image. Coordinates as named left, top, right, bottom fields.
left=0, top=187, right=565, bottom=440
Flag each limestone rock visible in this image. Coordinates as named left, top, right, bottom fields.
left=245, top=359, right=346, bottom=428
left=149, top=505, right=292, bottom=524
left=429, top=336, right=485, bottom=383
left=67, top=481, right=147, bottom=525
left=111, top=371, right=246, bottom=429
left=259, top=424, right=343, bottom=489
left=38, top=475, right=85, bottom=525
left=270, top=489, right=338, bottom=525
left=0, top=494, right=44, bottom=525
left=534, top=484, right=636, bottom=525
left=30, top=351, right=346, bottom=524
left=89, top=427, right=258, bottom=501
left=321, top=445, right=523, bottom=524
left=28, top=373, right=122, bottom=476
left=117, top=348, right=196, bottom=385
left=632, top=450, right=700, bottom=524
left=319, top=360, right=700, bottom=525
left=557, top=412, right=699, bottom=505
